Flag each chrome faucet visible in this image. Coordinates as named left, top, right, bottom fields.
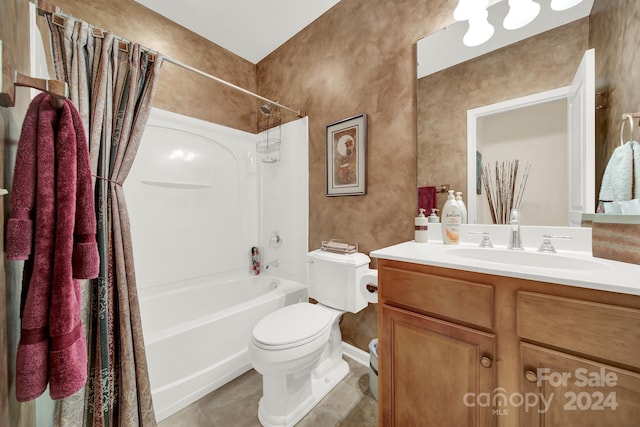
left=507, top=209, right=524, bottom=250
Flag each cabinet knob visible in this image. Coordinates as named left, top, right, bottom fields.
left=480, top=356, right=493, bottom=368
left=524, top=370, right=538, bottom=383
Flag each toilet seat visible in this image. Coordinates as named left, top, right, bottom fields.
left=252, top=303, right=332, bottom=350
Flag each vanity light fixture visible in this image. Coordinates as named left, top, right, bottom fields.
left=454, top=0, right=585, bottom=47
left=550, top=0, right=585, bottom=11
left=503, top=0, right=541, bottom=30
left=463, top=8, right=495, bottom=47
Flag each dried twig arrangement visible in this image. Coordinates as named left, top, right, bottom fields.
left=481, top=160, right=531, bottom=224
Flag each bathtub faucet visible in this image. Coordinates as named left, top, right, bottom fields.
left=263, top=259, right=280, bottom=272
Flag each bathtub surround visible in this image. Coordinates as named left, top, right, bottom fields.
left=126, top=108, right=309, bottom=421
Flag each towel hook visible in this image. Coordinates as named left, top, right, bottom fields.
left=620, top=113, right=634, bottom=146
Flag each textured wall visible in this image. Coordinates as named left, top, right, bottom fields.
left=418, top=19, right=590, bottom=213
left=53, top=0, right=258, bottom=133
left=256, top=0, right=454, bottom=351
left=591, top=0, right=640, bottom=202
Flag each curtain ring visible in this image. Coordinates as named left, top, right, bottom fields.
left=620, top=113, right=634, bottom=146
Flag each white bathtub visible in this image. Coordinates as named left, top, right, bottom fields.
left=139, top=273, right=307, bottom=421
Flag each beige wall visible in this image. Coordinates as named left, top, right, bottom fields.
left=418, top=19, right=590, bottom=214
left=591, top=0, right=640, bottom=202
left=256, top=0, right=457, bottom=350
left=53, top=0, right=258, bottom=133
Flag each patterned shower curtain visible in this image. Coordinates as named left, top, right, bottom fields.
left=46, top=14, right=163, bottom=427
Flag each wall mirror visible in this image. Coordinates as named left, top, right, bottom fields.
left=416, top=0, right=596, bottom=226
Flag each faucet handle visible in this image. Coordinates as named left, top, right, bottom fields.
left=468, top=231, right=494, bottom=248
left=538, top=234, right=572, bottom=253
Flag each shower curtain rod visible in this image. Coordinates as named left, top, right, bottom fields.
left=162, top=56, right=305, bottom=117
left=33, top=0, right=305, bottom=118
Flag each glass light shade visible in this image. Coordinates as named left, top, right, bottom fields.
left=454, top=0, right=489, bottom=21
left=550, top=0, right=584, bottom=11
left=503, top=0, right=541, bottom=30
left=463, top=9, right=495, bottom=47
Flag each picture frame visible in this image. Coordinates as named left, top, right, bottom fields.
left=326, top=113, right=367, bottom=196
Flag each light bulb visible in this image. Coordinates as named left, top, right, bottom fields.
left=550, top=0, right=584, bottom=11
left=454, top=0, right=489, bottom=21
left=503, top=0, right=541, bottom=30
left=463, top=9, right=495, bottom=47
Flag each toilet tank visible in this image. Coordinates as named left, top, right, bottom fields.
left=306, top=249, right=371, bottom=313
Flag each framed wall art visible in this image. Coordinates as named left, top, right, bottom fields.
left=326, top=113, right=367, bottom=196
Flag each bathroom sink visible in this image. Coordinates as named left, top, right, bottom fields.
left=447, top=248, right=610, bottom=271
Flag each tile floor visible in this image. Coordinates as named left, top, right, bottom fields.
left=158, top=357, right=378, bottom=427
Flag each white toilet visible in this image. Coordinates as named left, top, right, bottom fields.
left=248, top=249, right=373, bottom=427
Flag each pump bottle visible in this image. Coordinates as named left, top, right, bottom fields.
left=455, top=192, right=467, bottom=224
left=414, top=208, right=428, bottom=243
left=441, top=190, right=461, bottom=244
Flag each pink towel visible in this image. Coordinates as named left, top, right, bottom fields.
left=7, top=93, right=99, bottom=401
left=418, top=186, right=437, bottom=215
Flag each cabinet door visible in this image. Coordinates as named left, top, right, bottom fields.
left=521, top=343, right=640, bottom=426
left=379, top=304, right=496, bottom=427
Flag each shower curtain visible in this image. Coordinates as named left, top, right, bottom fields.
left=46, top=14, right=163, bottom=427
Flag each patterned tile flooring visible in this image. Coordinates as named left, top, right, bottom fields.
left=158, top=357, right=378, bottom=427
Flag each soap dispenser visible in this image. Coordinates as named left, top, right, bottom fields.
left=415, top=208, right=428, bottom=243
left=455, top=192, right=467, bottom=224
left=442, top=190, right=461, bottom=244
left=428, top=208, right=440, bottom=223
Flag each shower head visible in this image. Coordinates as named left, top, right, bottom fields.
left=259, top=103, right=272, bottom=116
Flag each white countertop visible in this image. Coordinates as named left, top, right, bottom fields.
left=370, top=224, right=640, bottom=296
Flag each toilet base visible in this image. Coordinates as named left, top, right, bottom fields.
left=257, top=357, right=349, bottom=427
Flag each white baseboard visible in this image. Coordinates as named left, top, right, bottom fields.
left=342, top=341, right=370, bottom=367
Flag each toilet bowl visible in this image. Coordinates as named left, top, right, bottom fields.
left=249, top=249, right=374, bottom=427
left=249, top=302, right=347, bottom=427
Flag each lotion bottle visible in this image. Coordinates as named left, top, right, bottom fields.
left=414, top=208, right=428, bottom=243
left=442, top=190, right=461, bottom=244
left=455, top=192, right=467, bottom=224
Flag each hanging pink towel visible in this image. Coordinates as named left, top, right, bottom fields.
left=6, top=93, right=99, bottom=401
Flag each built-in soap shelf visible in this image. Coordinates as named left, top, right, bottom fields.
left=140, top=179, right=213, bottom=189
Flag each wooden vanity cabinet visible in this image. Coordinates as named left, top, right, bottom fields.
left=377, top=258, right=640, bottom=427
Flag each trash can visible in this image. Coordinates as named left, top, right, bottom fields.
left=369, top=338, right=378, bottom=401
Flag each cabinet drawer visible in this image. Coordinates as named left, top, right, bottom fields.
left=380, top=266, right=493, bottom=329
left=518, top=291, right=640, bottom=369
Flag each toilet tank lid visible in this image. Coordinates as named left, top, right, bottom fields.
left=307, top=249, right=370, bottom=267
